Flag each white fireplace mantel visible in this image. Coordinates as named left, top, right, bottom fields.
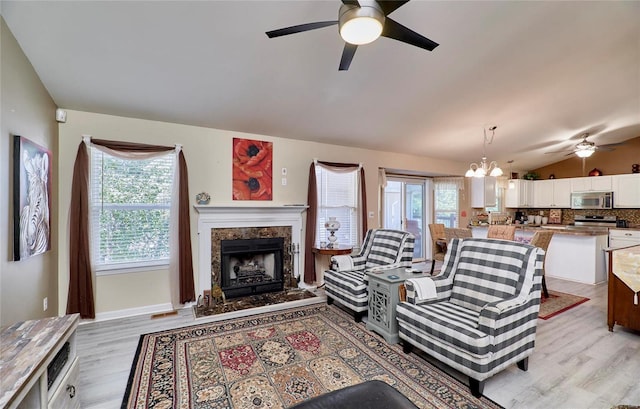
left=194, top=205, right=307, bottom=297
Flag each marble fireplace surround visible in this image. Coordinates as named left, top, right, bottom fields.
left=195, top=205, right=307, bottom=298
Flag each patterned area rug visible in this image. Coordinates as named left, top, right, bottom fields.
left=123, top=304, right=502, bottom=409
left=538, top=290, right=589, bottom=320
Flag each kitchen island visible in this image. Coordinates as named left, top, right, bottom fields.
left=470, top=225, right=608, bottom=284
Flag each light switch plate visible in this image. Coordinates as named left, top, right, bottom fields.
left=281, top=178, right=287, bottom=186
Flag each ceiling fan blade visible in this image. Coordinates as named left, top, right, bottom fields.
left=598, top=142, right=625, bottom=149
left=544, top=149, right=573, bottom=154
left=266, top=21, right=338, bottom=38
left=339, top=43, right=358, bottom=71
left=341, top=0, right=360, bottom=6
left=376, top=0, right=410, bottom=16
left=380, top=17, right=439, bottom=51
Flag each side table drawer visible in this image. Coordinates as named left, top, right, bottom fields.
left=48, top=357, right=80, bottom=409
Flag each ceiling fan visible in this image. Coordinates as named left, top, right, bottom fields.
left=265, top=0, right=439, bottom=71
left=544, top=133, right=625, bottom=158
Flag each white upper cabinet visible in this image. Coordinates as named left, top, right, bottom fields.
left=471, top=176, right=497, bottom=208
left=612, top=174, right=640, bottom=208
left=534, top=179, right=571, bottom=208
left=570, top=176, right=612, bottom=192
left=505, top=179, right=534, bottom=208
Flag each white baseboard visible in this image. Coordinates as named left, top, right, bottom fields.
left=82, top=302, right=174, bottom=324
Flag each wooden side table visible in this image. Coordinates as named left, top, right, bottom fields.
left=312, top=246, right=353, bottom=285
left=312, top=245, right=353, bottom=257
left=366, top=268, right=423, bottom=343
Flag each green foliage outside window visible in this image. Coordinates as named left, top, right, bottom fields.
left=91, top=150, right=173, bottom=267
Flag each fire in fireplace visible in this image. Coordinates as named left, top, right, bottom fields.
left=220, top=237, right=284, bottom=298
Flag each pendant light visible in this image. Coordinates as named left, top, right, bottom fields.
left=465, top=126, right=503, bottom=178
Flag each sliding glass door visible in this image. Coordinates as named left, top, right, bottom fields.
left=382, top=178, right=429, bottom=260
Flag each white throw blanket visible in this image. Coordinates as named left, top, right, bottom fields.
left=331, top=255, right=354, bottom=272
left=406, top=277, right=437, bottom=302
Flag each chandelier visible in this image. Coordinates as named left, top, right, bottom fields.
left=465, top=126, right=503, bottom=178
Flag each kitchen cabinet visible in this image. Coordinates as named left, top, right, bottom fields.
left=533, top=179, right=571, bottom=208
left=571, top=176, right=612, bottom=192
left=505, top=179, right=534, bottom=208
left=471, top=226, right=608, bottom=284
left=471, top=176, right=497, bottom=208
left=612, top=174, right=640, bottom=208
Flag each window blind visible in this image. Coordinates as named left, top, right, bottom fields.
left=90, top=148, right=175, bottom=270
left=315, top=166, right=359, bottom=246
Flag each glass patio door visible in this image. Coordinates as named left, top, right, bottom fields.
left=383, top=178, right=427, bottom=260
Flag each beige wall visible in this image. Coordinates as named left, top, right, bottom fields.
left=57, top=110, right=469, bottom=316
left=1, top=18, right=59, bottom=328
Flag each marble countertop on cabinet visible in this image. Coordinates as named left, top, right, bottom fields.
left=0, top=314, right=79, bottom=408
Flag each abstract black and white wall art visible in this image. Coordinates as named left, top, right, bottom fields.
left=13, top=135, right=52, bottom=261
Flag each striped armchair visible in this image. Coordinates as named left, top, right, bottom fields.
left=324, top=229, right=415, bottom=322
left=396, top=238, right=544, bottom=397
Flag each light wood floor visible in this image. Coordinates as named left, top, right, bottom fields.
left=76, top=277, right=640, bottom=409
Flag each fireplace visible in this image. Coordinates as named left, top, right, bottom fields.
left=195, top=205, right=307, bottom=300
left=220, top=237, right=284, bottom=298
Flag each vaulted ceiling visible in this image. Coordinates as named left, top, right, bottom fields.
left=2, top=1, right=639, bottom=172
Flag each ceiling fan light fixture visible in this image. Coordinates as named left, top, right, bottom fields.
left=339, top=2, right=385, bottom=45
left=575, top=147, right=595, bottom=158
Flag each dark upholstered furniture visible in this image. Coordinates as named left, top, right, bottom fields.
left=287, top=380, right=418, bottom=409
left=324, top=229, right=414, bottom=322
left=397, top=237, right=544, bottom=397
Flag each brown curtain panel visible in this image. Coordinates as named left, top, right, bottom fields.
left=177, top=151, right=195, bottom=303
left=67, top=142, right=95, bottom=318
left=67, top=139, right=195, bottom=318
left=303, top=161, right=367, bottom=284
left=303, top=163, right=318, bottom=284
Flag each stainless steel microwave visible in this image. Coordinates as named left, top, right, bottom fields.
left=570, top=191, right=613, bottom=209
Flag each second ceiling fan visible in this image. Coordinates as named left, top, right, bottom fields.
left=265, top=0, right=439, bottom=71
left=545, top=133, right=625, bottom=158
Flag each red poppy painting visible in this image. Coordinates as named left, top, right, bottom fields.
left=232, top=138, right=273, bottom=200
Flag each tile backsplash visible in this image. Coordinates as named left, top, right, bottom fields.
left=515, top=208, right=640, bottom=226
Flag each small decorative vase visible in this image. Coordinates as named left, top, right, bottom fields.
left=196, top=192, right=211, bottom=205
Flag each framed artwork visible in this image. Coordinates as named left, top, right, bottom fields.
left=232, top=138, right=273, bottom=200
left=13, top=136, right=52, bottom=261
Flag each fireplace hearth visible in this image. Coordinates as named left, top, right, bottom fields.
left=221, top=237, right=284, bottom=298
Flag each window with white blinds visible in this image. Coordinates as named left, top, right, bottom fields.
left=90, top=148, right=175, bottom=273
left=315, top=166, right=359, bottom=247
left=434, top=178, right=460, bottom=228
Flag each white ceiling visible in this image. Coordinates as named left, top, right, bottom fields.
left=2, top=1, right=639, bottom=172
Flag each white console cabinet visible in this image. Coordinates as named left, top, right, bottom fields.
left=0, top=314, right=80, bottom=409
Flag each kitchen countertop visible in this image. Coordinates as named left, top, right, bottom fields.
left=468, top=224, right=640, bottom=236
